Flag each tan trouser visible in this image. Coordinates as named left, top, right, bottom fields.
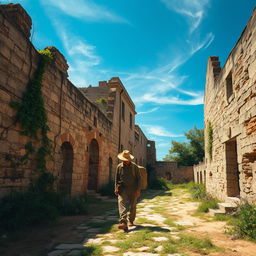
left=118, top=190, right=137, bottom=224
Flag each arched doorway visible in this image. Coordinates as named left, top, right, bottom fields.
left=109, top=157, right=113, bottom=183
left=87, top=139, right=99, bottom=190
left=58, top=142, right=73, bottom=194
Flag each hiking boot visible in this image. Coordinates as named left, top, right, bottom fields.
left=118, top=223, right=128, bottom=230
left=128, top=221, right=134, bottom=227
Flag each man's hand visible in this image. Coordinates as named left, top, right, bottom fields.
left=134, top=190, right=141, bottom=198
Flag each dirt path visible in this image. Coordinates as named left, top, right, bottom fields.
left=1, top=189, right=256, bottom=256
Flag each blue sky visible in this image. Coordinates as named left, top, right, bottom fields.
left=3, top=0, right=255, bottom=160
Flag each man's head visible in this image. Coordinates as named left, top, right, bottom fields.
left=117, top=150, right=134, bottom=164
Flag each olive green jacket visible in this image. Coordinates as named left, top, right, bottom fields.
left=115, top=161, right=141, bottom=191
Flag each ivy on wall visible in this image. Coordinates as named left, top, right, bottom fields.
left=7, top=49, right=54, bottom=189
left=206, top=121, right=213, bottom=161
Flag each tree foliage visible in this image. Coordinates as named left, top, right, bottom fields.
left=163, top=126, right=204, bottom=166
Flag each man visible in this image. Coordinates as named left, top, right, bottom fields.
left=114, top=150, right=141, bottom=231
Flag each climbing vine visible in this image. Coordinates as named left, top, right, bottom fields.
left=206, top=121, right=213, bottom=161
left=8, top=49, right=53, bottom=181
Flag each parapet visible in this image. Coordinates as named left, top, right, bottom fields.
left=0, top=3, right=32, bottom=38
left=208, top=56, right=221, bottom=80
left=46, top=46, right=69, bottom=75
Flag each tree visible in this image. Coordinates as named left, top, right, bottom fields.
left=163, top=126, right=204, bottom=166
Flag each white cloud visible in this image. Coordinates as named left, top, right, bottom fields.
left=142, top=125, right=183, bottom=138
left=134, top=92, right=203, bottom=105
left=161, top=0, right=210, bottom=33
left=55, top=27, right=106, bottom=87
left=137, top=107, right=159, bottom=115
left=41, top=0, right=128, bottom=23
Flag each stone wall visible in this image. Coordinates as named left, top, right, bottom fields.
left=134, top=125, right=148, bottom=166
left=155, top=161, right=194, bottom=184
left=0, top=3, right=153, bottom=196
left=193, top=161, right=206, bottom=184
left=204, top=8, right=256, bottom=203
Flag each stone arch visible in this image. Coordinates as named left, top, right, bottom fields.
left=87, top=139, right=99, bottom=190
left=58, top=141, right=73, bottom=194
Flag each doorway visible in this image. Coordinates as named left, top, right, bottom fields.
left=87, top=139, right=99, bottom=190
left=225, top=138, right=240, bottom=197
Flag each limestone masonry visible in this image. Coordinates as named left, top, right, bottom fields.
left=0, top=4, right=193, bottom=197
left=194, top=8, right=256, bottom=204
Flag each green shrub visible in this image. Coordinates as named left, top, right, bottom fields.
left=80, top=245, right=103, bottom=256
left=60, top=194, right=88, bottom=215
left=0, top=190, right=61, bottom=231
left=149, top=177, right=171, bottom=190
left=98, top=181, right=115, bottom=197
left=0, top=190, right=88, bottom=232
left=233, top=203, right=256, bottom=241
left=197, top=198, right=219, bottom=212
left=189, top=183, right=207, bottom=200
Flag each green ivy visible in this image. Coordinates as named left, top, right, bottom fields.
left=8, top=48, right=53, bottom=179
left=206, top=121, right=213, bottom=160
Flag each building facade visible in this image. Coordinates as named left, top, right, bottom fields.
left=197, top=8, right=256, bottom=203
left=0, top=4, right=155, bottom=197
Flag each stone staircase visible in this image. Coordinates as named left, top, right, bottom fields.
left=208, top=197, right=240, bottom=216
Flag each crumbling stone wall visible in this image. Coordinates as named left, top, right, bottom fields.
left=0, top=4, right=117, bottom=196
left=0, top=3, right=154, bottom=197
left=155, top=161, right=194, bottom=184
left=193, top=161, right=206, bottom=184
left=134, top=125, right=148, bottom=166
left=203, top=8, right=256, bottom=203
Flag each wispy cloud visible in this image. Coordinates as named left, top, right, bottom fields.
left=56, top=27, right=106, bottom=87
left=122, top=32, right=213, bottom=106
left=161, top=0, right=210, bottom=33
left=41, top=0, right=128, bottom=23
left=135, top=92, right=204, bottom=105
left=137, top=107, right=159, bottom=115
left=142, top=125, right=183, bottom=138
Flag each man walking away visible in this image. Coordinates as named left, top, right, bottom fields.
left=114, top=150, right=141, bottom=231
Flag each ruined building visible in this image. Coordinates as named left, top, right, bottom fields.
left=194, top=8, right=256, bottom=203
left=0, top=4, right=156, bottom=197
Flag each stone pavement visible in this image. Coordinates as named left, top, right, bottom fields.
left=47, top=190, right=196, bottom=256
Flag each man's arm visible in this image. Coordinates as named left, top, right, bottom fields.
left=114, top=165, right=121, bottom=195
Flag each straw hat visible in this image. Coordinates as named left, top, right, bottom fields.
left=117, top=150, right=134, bottom=161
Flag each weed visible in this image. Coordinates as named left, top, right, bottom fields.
left=177, top=234, right=221, bottom=254
left=197, top=198, right=219, bottom=213
left=232, top=203, right=256, bottom=241
left=80, top=245, right=103, bottom=256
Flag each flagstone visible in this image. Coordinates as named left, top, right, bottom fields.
left=137, top=246, right=150, bottom=251
left=86, top=228, right=101, bottom=233
left=83, top=237, right=104, bottom=244
left=145, top=214, right=166, bottom=222
left=155, top=245, right=163, bottom=252
left=66, top=250, right=82, bottom=256
left=55, top=244, right=84, bottom=250
left=152, top=236, right=168, bottom=241
left=76, top=225, right=89, bottom=230
left=47, top=250, right=69, bottom=256
left=123, top=252, right=160, bottom=256
left=174, top=221, right=194, bottom=226
left=102, top=245, right=120, bottom=253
